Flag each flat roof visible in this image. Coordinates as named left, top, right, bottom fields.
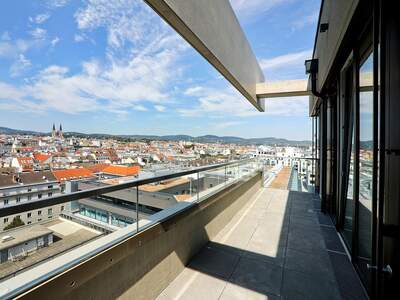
left=139, top=177, right=190, bottom=192
left=0, top=224, right=53, bottom=251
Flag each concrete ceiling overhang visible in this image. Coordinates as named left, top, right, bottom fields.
left=256, top=79, right=310, bottom=98
left=144, top=0, right=265, bottom=111
left=144, top=0, right=311, bottom=113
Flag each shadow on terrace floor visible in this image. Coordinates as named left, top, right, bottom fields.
left=156, top=188, right=368, bottom=300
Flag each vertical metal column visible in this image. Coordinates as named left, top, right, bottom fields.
left=224, top=165, right=227, bottom=186
left=136, top=186, right=139, bottom=233
left=312, top=116, right=315, bottom=185
left=197, top=171, right=200, bottom=202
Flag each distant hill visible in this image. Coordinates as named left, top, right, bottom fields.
left=0, top=126, right=311, bottom=146
left=0, top=127, right=45, bottom=136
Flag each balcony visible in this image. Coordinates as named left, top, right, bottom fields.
left=0, top=160, right=367, bottom=299
left=0, top=0, right=387, bottom=298
left=156, top=189, right=368, bottom=300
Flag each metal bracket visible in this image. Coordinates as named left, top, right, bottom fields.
left=382, top=265, right=393, bottom=276
left=367, top=264, right=393, bottom=276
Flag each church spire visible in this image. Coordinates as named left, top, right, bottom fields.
left=59, top=123, right=63, bottom=139
left=52, top=123, right=56, bottom=138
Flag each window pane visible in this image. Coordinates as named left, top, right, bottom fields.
left=357, top=50, right=373, bottom=280
left=344, top=124, right=355, bottom=249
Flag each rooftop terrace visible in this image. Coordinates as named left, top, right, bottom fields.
left=157, top=187, right=367, bottom=300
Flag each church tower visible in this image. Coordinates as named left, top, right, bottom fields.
left=59, top=124, right=63, bottom=139
left=52, top=123, right=56, bottom=138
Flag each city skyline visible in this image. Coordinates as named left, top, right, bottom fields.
left=0, top=0, right=319, bottom=139
left=0, top=123, right=313, bottom=142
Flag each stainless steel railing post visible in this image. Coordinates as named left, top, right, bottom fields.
left=197, top=171, right=200, bottom=202
left=224, top=165, right=227, bottom=186
left=136, top=186, right=139, bottom=233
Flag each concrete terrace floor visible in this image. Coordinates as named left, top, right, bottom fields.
left=156, top=188, right=368, bottom=300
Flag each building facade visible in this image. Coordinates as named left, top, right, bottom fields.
left=0, top=171, right=64, bottom=231
left=310, top=1, right=399, bottom=298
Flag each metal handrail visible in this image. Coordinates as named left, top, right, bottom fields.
left=0, top=159, right=254, bottom=217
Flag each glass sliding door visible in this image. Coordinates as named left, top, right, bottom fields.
left=340, top=63, right=355, bottom=250
left=357, top=49, right=374, bottom=288
left=344, top=113, right=355, bottom=249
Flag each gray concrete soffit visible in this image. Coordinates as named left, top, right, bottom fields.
left=256, top=79, right=310, bottom=98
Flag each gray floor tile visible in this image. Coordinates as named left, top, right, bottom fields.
left=230, top=257, right=283, bottom=296
left=244, top=243, right=286, bottom=266
left=320, top=226, right=346, bottom=253
left=157, top=189, right=350, bottom=300
left=220, top=283, right=281, bottom=300
left=157, top=269, right=227, bottom=300
left=284, top=248, right=336, bottom=281
left=188, top=246, right=239, bottom=279
left=328, top=252, right=369, bottom=300
left=287, top=230, right=326, bottom=253
left=317, top=212, right=334, bottom=226
left=281, top=269, right=341, bottom=300
left=289, top=215, right=320, bottom=227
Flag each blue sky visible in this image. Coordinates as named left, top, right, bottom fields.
left=0, top=0, right=320, bottom=140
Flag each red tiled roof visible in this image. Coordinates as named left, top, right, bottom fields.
left=17, top=157, right=34, bottom=165
left=102, top=165, right=140, bottom=176
left=17, top=157, right=34, bottom=171
left=86, top=164, right=110, bottom=173
left=33, top=153, right=51, bottom=163
left=52, top=168, right=94, bottom=182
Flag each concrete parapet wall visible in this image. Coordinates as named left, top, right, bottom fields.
left=19, top=172, right=262, bottom=300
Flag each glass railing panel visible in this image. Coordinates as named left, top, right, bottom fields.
left=0, top=159, right=261, bottom=294
left=0, top=182, right=150, bottom=283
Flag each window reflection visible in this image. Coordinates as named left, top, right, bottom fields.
left=358, top=51, right=373, bottom=262
left=344, top=121, right=354, bottom=249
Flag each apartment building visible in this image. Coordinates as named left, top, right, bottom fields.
left=308, top=0, right=399, bottom=298
left=0, top=171, right=64, bottom=231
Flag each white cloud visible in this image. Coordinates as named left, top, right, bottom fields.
left=0, top=43, right=185, bottom=114
left=30, top=28, right=47, bottom=40
left=259, top=50, right=312, bottom=80
left=215, top=121, right=244, bottom=129
left=0, top=0, right=190, bottom=116
left=291, top=11, right=318, bottom=31
left=154, top=105, right=166, bottom=112
left=10, top=54, right=31, bottom=77
left=179, top=85, right=308, bottom=118
left=264, top=96, right=309, bottom=116
left=47, top=0, right=69, bottom=8
left=74, top=34, right=85, bottom=42
left=133, top=105, right=147, bottom=111
left=30, top=13, right=51, bottom=24
left=51, top=37, right=60, bottom=47
left=0, top=39, right=32, bottom=58
left=260, top=50, right=311, bottom=70
left=230, top=0, right=289, bottom=21
left=75, top=0, right=154, bottom=50
left=0, top=42, right=14, bottom=57
left=179, top=86, right=258, bottom=117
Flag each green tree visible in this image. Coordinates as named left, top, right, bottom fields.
left=4, top=216, right=25, bottom=231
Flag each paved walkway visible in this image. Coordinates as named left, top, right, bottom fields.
left=156, top=188, right=368, bottom=300
left=269, top=167, right=291, bottom=190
